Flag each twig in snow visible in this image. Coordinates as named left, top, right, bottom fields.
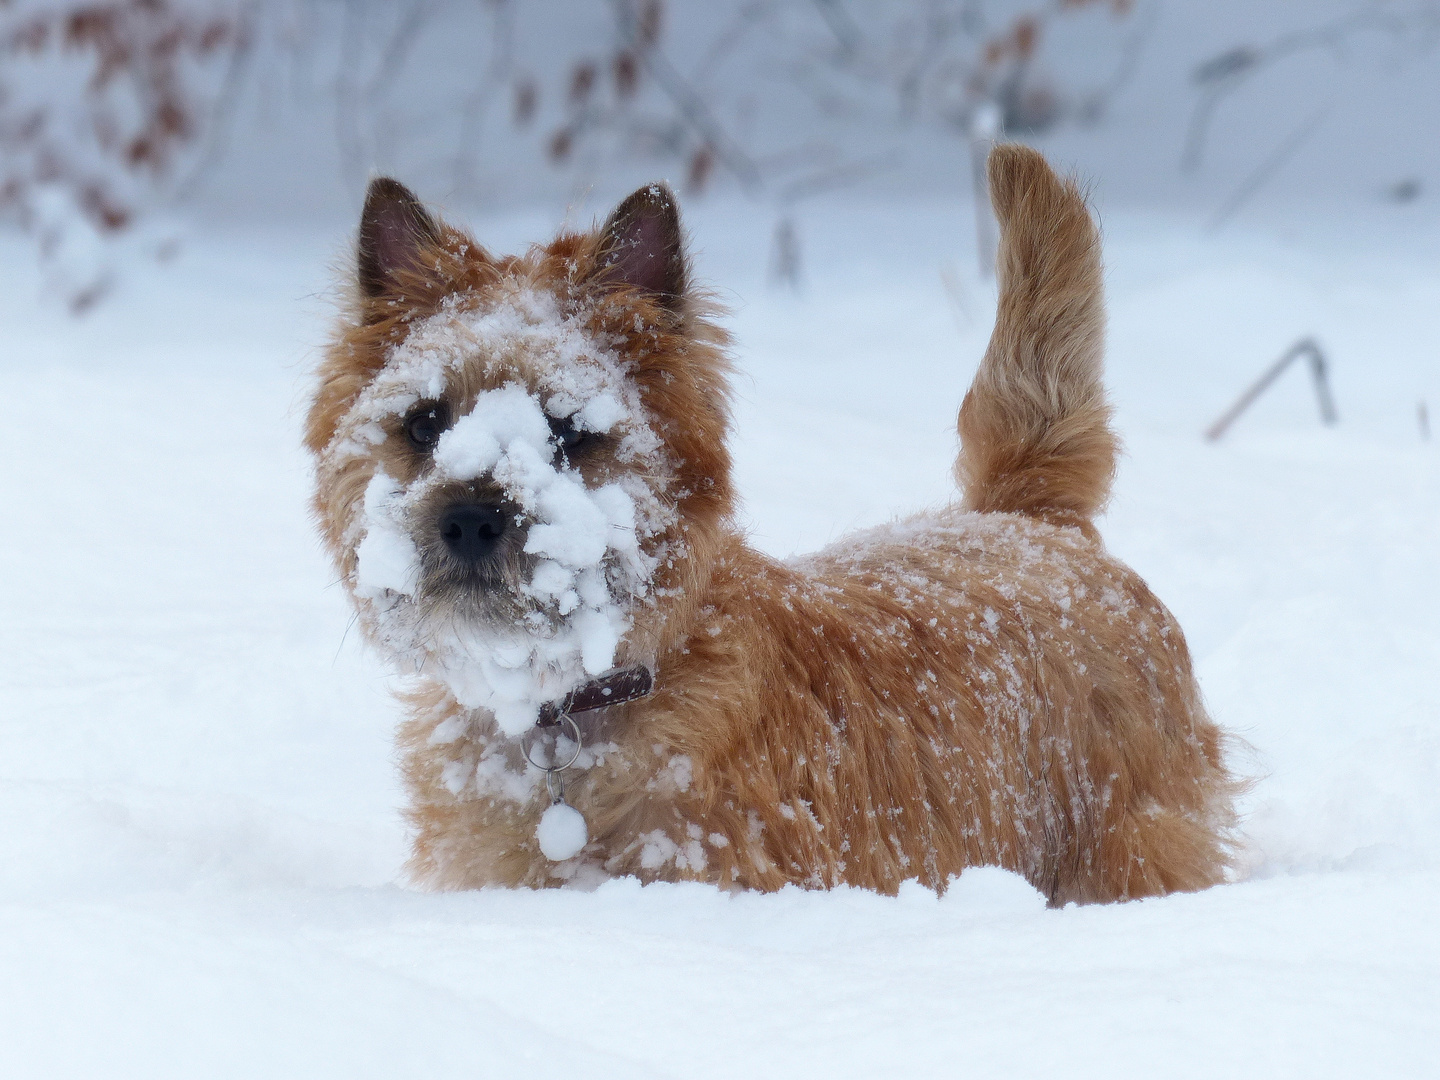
left=1205, top=337, right=1339, bottom=442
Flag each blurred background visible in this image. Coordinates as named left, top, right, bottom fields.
left=6, top=0, right=1440, bottom=306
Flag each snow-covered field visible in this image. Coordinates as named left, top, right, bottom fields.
left=2, top=196, right=1437, bottom=1077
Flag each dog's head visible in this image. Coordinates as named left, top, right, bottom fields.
left=306, top=181, right=732, bottom=734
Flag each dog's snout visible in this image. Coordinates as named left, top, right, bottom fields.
left=439, top=503, right=508, bottom=562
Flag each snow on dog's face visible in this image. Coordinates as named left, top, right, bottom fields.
left=308, top=181, right=734, bottom=736
left=333, top=288, right=664, bottom=734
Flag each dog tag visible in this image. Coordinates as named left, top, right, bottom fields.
left=537, top=801, right=588, bottom=861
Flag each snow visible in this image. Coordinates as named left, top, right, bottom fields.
left=536, top=800, right=590, bottom=861
left=353, top=471, right=421, bottom=599
left=1, top=191, right=1438, bottom=1076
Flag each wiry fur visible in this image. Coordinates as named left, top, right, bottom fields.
left=307, top=146, right=1238, bottom=904
left=958, top=145, right=1115, bottom=527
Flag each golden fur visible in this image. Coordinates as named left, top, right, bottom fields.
left=306, top=145, right=1238, bottom=904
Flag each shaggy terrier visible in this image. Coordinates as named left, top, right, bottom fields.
left=306, top=146, right=1237, bottom=903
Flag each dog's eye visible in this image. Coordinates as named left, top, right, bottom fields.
left=405, top=404, right=450, bottom=451
left=548, top=415, right=594, bottom=455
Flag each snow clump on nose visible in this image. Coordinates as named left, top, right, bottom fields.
left=426, top=382, right=648, bottom=734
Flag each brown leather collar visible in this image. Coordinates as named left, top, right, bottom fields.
left=536, top=666, right=653, bottom=726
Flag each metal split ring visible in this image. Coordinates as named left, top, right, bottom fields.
left=521, top=712, right=583, bottom=774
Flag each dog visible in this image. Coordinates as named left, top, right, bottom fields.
left=306, top=146, right=1238, bottom=904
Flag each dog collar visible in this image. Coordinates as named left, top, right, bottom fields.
left=536, top=666, right=654, bottom=726
left=526, top=665, right=652, bottom=863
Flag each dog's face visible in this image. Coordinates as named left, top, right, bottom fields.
left=307, top=182, right=733, bottom=735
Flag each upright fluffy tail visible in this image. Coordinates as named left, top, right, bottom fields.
left=956, top=145, right=1116, bottom=522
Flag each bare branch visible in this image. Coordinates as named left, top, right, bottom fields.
left=1185, top=1, right=1440, bottom=172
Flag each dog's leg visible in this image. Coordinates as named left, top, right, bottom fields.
left=956, top=145, right=1116, bottom=525
left=396, top=684, right=553, bottom=889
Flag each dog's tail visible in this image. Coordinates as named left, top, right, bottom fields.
left=955, top=145, right=1116, bottom=523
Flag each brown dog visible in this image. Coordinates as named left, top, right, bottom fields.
left=306, top=146, right=1237, bottom=904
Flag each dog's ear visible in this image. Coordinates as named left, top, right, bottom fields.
left=592, top=183, right=687, bottom=310
left=357, top=177, right=440, bottom=297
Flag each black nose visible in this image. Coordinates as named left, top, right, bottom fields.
left=438, top=503, right=508, bottom=562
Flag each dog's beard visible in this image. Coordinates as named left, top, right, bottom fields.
left=353, top=475, right=650, bottom=734
left=379, top=566, right=634, bottom=736
left=350, top=427, right=658, bottom=735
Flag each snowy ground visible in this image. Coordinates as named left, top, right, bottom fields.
left=1, top=196, right=1437, bottom=1077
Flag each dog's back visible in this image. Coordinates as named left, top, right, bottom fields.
left=676, top=506, right=1234, bottom=905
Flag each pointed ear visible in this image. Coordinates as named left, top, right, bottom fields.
left=357, top=177, right=440, bottom=297
left=593, top=183, right=687, bottom=308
